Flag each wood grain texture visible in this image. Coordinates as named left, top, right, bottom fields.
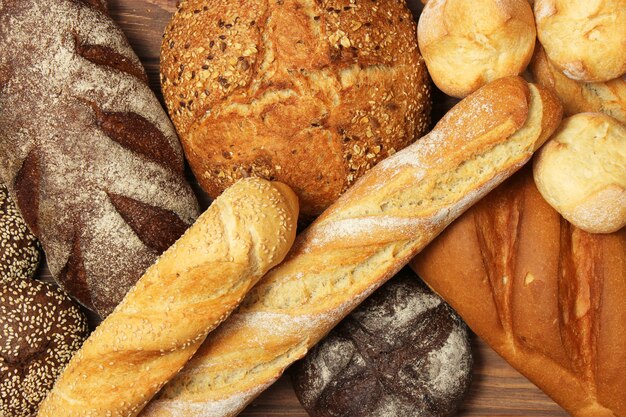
left=33, top=0, right=569, bottom=415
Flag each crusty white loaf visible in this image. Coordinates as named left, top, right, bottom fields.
left=534, top=113, right=626, bottom=234
left=530, top=45, right=626, bottom=123
left=141, top=76, right=563, bottom=417
left=534, top=0, right=626, bottom=82
left=38, top=178, right=298, bottom=417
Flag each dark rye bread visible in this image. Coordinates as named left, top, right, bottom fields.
left=292, top=269, right=473, bottom=417
left=0, top=279, right=89, bottom=417
left=0, top=184, right=40, bottom=281
left=0, top=0, right=199, bottom=317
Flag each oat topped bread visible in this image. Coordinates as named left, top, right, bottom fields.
left=161, top=0, right=431, bottom=218
left=0, top=0, right=199, bottom=317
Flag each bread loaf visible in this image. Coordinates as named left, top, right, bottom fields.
left=411, top=167, right=626, bottom=417
left=534, top=0, right=626, bottom=82
left=161, top=0, right=431, bottom=218
left=533, top=113, right=626, bottom=234
left=141, top=77, right=563, bottom=417
left=417, top=0, right=536, bottom=98
left=292, top=268, right=473, bottom=417
left=0, top=0, right=199, bottom=317
left=530, top=45, right=626, bottom=123
left=0, top=184, right=40, bottom=282
left=38, top=178, right=298, bottom=417
left=0, top=279, right=89, bottom=417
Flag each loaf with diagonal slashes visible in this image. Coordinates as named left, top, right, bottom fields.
left=0, top=0, right=199, bottom=317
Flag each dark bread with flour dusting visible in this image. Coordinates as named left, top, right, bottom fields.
left=0, top=0, right=199, bottom=317
left=292, top=268, right=472, bottom=417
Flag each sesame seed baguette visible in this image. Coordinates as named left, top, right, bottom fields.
left=141, top=76, right=563, bottom=417
left=37, top=178, right=299, bottom=417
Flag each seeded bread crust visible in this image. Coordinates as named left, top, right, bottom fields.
left=0, top=279, right=89, bottom=417
left=0, top=185, right=40, bottom=282
left=161, top=0, right=431, bottom=217
left=0, top=0, right=199, bottom=317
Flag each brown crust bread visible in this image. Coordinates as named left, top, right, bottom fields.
left=140, top=77, right=563, bottom=417
left=38, top=178, right=298, bottom=417
left=410, top=167, right=626, bottom=417
left=161, top=0, right=431, bottom=217
left=0, top=279, right=89, bottom=417
left=530, top=45, right=626, bottom=123
left=0, top=0, right=199, bottom=317
left=0, top=184, right=40, bottom=282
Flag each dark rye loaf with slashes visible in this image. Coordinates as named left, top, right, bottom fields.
left=0, top=0, right=199, bottom=317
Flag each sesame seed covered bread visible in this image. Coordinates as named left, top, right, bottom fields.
left=0, top=184, right=40, bottom=282
left=0, top=0, right=199, bottom=317
left=141, top=77, right=563, bottom=417
left=0, top=279, right=89, bottom=417
left=161, top=0, right=431, bottom=218
left=38, top=178, right=299, bottom=417
left=411, top=167, right=626, bottom=417
left=530, top=45, right=626, bottom=124
left=534, top=0, right=626, bottom=83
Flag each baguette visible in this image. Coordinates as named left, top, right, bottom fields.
left=37, top=178, right=299, bottom=417
left=141, top=76, right=563, bottom=417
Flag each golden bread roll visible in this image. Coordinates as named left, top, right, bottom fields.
left=534, top=113, right=626, bottom=234
left=160, top=0, right=431, bottom=218
left=418, top=0, right=536, bottom=98
left=411, top=167, right=626, bottom=417
left=38, top=178, right=299, bottom=417
left=530, top=45, right=626, bottom=123
left=141, top=77, right=563, bottom=417
left=534, top=0, right=626, bottom=82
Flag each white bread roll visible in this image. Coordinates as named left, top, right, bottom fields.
left=534, top=0, right=626, bottom=82
left=534, top=113, right=626, bottom=233
left=418, top=0, right=536, bottom=98
left=530, top=45, right=626, bottom=123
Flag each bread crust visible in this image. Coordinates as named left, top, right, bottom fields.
left=161, top=0, right=431, bottom=217
left=530, top=45, right=626, bottom=123
left=418, top=0, right=536, bottom=98
left=38, top=178, right=298, bottom=417
left=534, top=0, right=626, bottom=82
left=0, top=0, right=199, bottom=316
left=411, top=167, right=626, bottom=417
left=141, top=77, right=562, bottom=417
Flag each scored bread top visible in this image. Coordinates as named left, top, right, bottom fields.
left=161, top=0, right=431, bottom=217
left=0, top=0, right=199, bottom=316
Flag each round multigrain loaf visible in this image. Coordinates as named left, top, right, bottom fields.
left=417, top=0, right=536, bottom=98
left=534, top=0, right=626, bottom=82
left=0, top=184, right=40, bottom=281
left=534, top=113, right=626, bottom=233
left=0, top=279, right=89, bottom=417
left=530, top=45, right=626, bottom=123
left=161, top=0, right=431, bottom=218
left=292, top=269, right=472, bottom=417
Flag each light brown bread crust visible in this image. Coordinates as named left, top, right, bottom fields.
left=140, top=77, right=563, bottom=417
left=411, top=167, right=626, bottom=417
left=530, top=45, right=626, bottom=123
left=0, top=0, right=199, bottom=317
left=38, top=178, right=299, bottom=417
left=161, top=0, right=431, bottom=217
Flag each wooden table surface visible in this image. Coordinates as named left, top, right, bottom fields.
left=40, top=1, right=570, bottom=415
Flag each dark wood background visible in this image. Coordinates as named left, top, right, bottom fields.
left=37, top=0, right=571, bottom=415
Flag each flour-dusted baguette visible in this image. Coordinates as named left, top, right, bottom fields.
left=141, top=76, right=563, bottom=417
left=0, top=0, right=199, bottom=317
left=411, top=168, right=626, bottom=417
left=38, top=178, right=299, bottom=417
